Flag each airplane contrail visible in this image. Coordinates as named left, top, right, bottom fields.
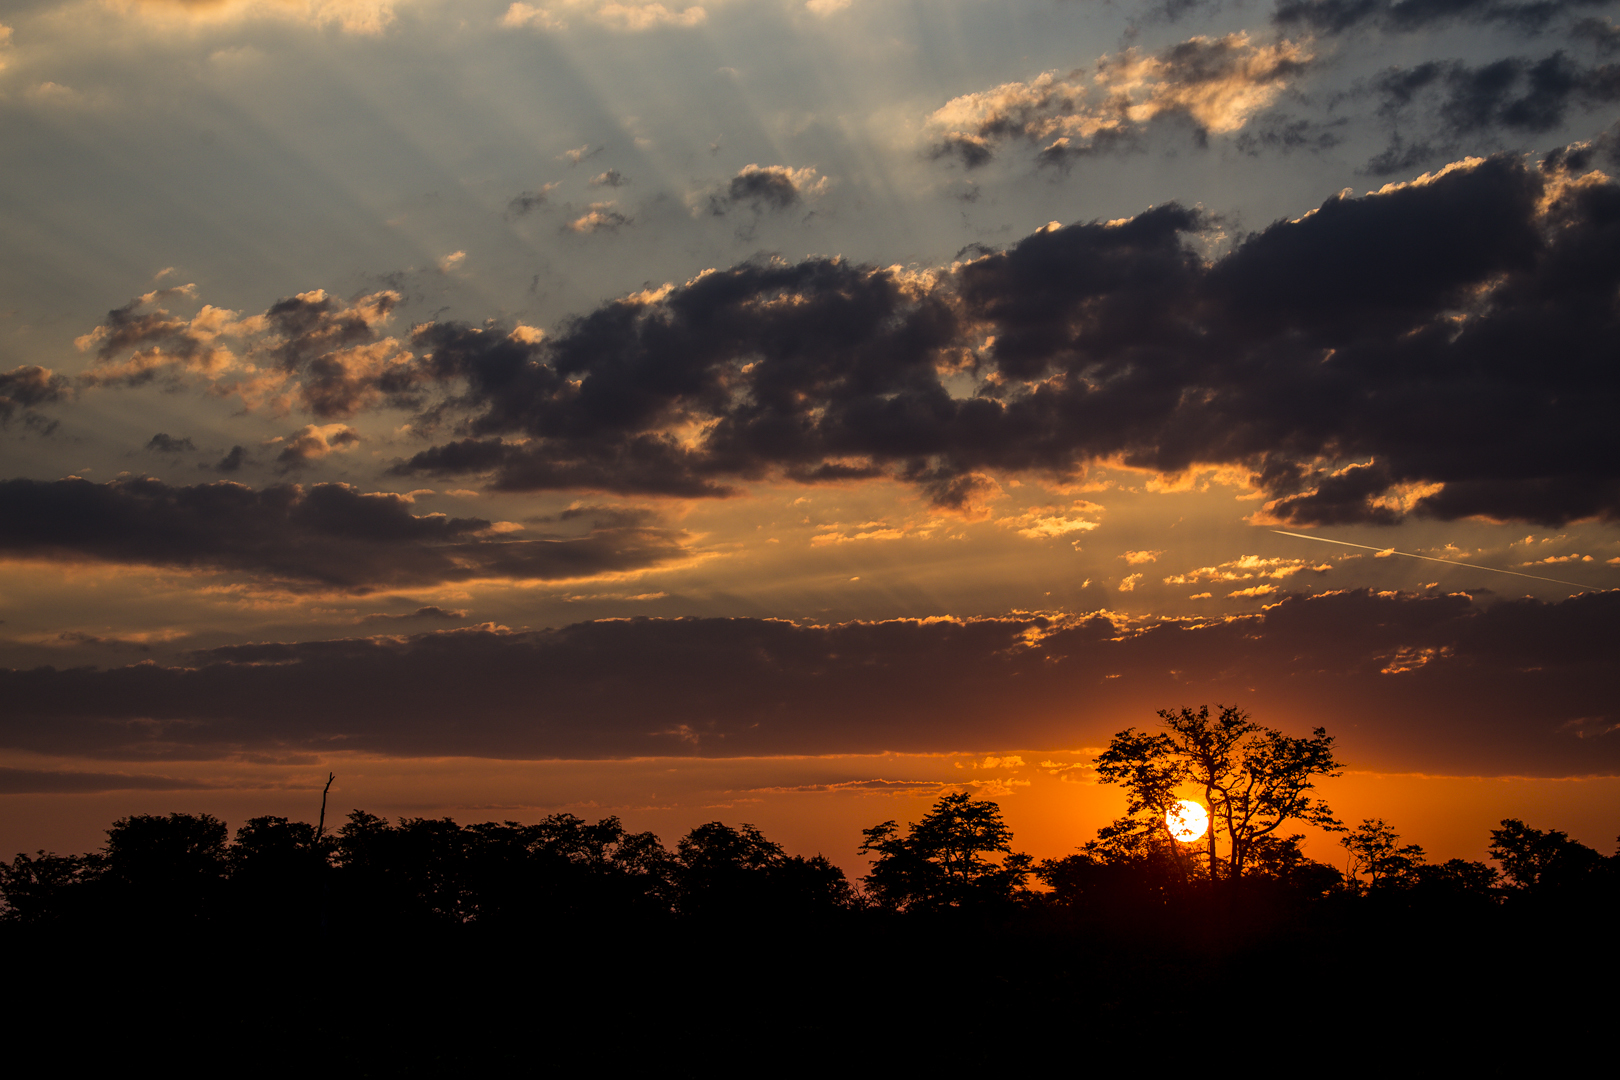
left=1269, top=530, right=1595, bottom=590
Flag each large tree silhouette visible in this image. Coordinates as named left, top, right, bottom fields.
left=1094, top=706, right=1342, bottom=881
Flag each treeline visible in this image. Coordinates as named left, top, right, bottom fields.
left=3, top=794, right=1617, bottom=1073
left=0, top=809, right=855, bottom=933
left=3, top=796, right=1616, bottom=935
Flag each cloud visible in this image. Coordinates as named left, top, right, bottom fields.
left=2, top=590, right=1614, bottom=774
left=1164, top=555, right=1335, bottom=585
left=501, top=0, right=706, bottom=33
left=928, top=33, right=1312, bottom=167
left=358, top=605, right=470, bottom=623
left=589, top=169, right=629, bottom=188
left=1366, top=53, right=1620, bottom=174
left=568, top=203, right=631, bottom=232
left=0, top=767, right=221, bottom=795
left=0, top=365, right=68, bottom=427
left=78, top=286, right=411, bottom=418
left=996, top=504, right=1102, bottom=540
left=706, top=164, right=829, bottom=215
left=83, top=149, right=1620, bottom=526
left=1275, top=0, right=1614, bottom=34
left=213, top=446, right=249, bottom=473
left=507, top=183, right=560, bottom=217
left=405, top=153, right=1619, bottom=521
left=0, top=476, right=694, bottom=592
left=270, top=423, right=361, bottom=470
left=146, top=433, right=196, bottom=454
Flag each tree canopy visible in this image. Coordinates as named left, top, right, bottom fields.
left=1093, top=705, right=1343, bottom=881
left=860, top=791, right=1031, bottom=910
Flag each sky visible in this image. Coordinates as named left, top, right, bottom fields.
left=2, top=0, right=1617, bottom=873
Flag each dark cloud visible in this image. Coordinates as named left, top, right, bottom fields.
left=706, top=165, right=823, bottom=215
left=1234, top=114, right=1348, bottom=155
left=73, top=148, right=1620, bottom=527
left=507, top=189, right=552, bottom=217
left=0, top=476, right=692, bottom=591
left=145, top=433, right=196, bottom=454
left=0, top=365, right=68, bottom=426
left=55, top=631, right=154, bottom=653
left=380, top=152, right=1620, bottom=524
left=1366, top=53, right=1620, bottom=172
left=0, top=590, right=1613, bottom=774
left=0, top=768, right=220, bottom=795
left=212, top=446, right=249, bottom=473
left=358, top=606, right=469, bottom=624
left=1275, top=0, right=1618, bottom=34
left=1573, top=16, right=1620, bottom=54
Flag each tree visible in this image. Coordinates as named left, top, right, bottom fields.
left=0, top=850, right=99, bottom=924
left=1094, top=705, right=1342, bottom=882
left=674, top=821, right=853, bottom=918
left=229, top=816, right=332, bottom=931
left=1488, top=819, right=1606, bottom=892
left=860, top=791, right=1031, bottom=910
left=100, top=812, right=230, bottom=924
left=1341, top=818, right=1426, bottom=889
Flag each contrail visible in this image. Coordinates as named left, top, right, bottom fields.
left=1269, top=530, right=1594, bottom=590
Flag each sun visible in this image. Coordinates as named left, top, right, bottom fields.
left=1166, top=799, right=1208, bottom=843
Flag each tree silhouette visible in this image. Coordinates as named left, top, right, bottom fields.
left=675, top=821, right=853, bottom=918
left=230, top=816, right=332, bottom=932
left=1488, top=819, right=1607, bottom=893
left=1094, top=705, right=1342, bottom=881
left=0, top=850, right=97, bottom=924
left=860, top=791, right=1031, bottom=910
left=100, top=812, right=231, bottom=925
left=1341, top=818, right=1427, bottom=889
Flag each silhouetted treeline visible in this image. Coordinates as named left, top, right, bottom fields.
left=5, top=801, right=1619, bottom=933
left=3, top=804, right=1616, bottom=1073
left=0, top=809, right=854, bottom=935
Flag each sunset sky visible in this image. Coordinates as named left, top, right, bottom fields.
left=2, top=0, right=1617, bottom=872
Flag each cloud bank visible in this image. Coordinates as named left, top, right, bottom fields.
left=0, top=477, right=692, bottom=591
left=2, top=589, right=1614, bottom=773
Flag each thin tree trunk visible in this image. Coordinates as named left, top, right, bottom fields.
left=315, top=772, right=335, bottom=842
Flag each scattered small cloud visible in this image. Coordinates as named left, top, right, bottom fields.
left=145, top=433, right=196, bottom=454
left=508, top=183, right=560, bottom=217
left=568, top=203, right=631, bottom=233
left=705, top=164, right=829, bottom=215
left=270, top=423, right=361, bottom=471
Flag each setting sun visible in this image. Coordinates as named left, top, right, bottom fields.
left=1167, top=800, right=1209, bottom=843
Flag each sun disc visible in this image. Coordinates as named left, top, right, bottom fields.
left=1166, top=799, right=1208, bottom=843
